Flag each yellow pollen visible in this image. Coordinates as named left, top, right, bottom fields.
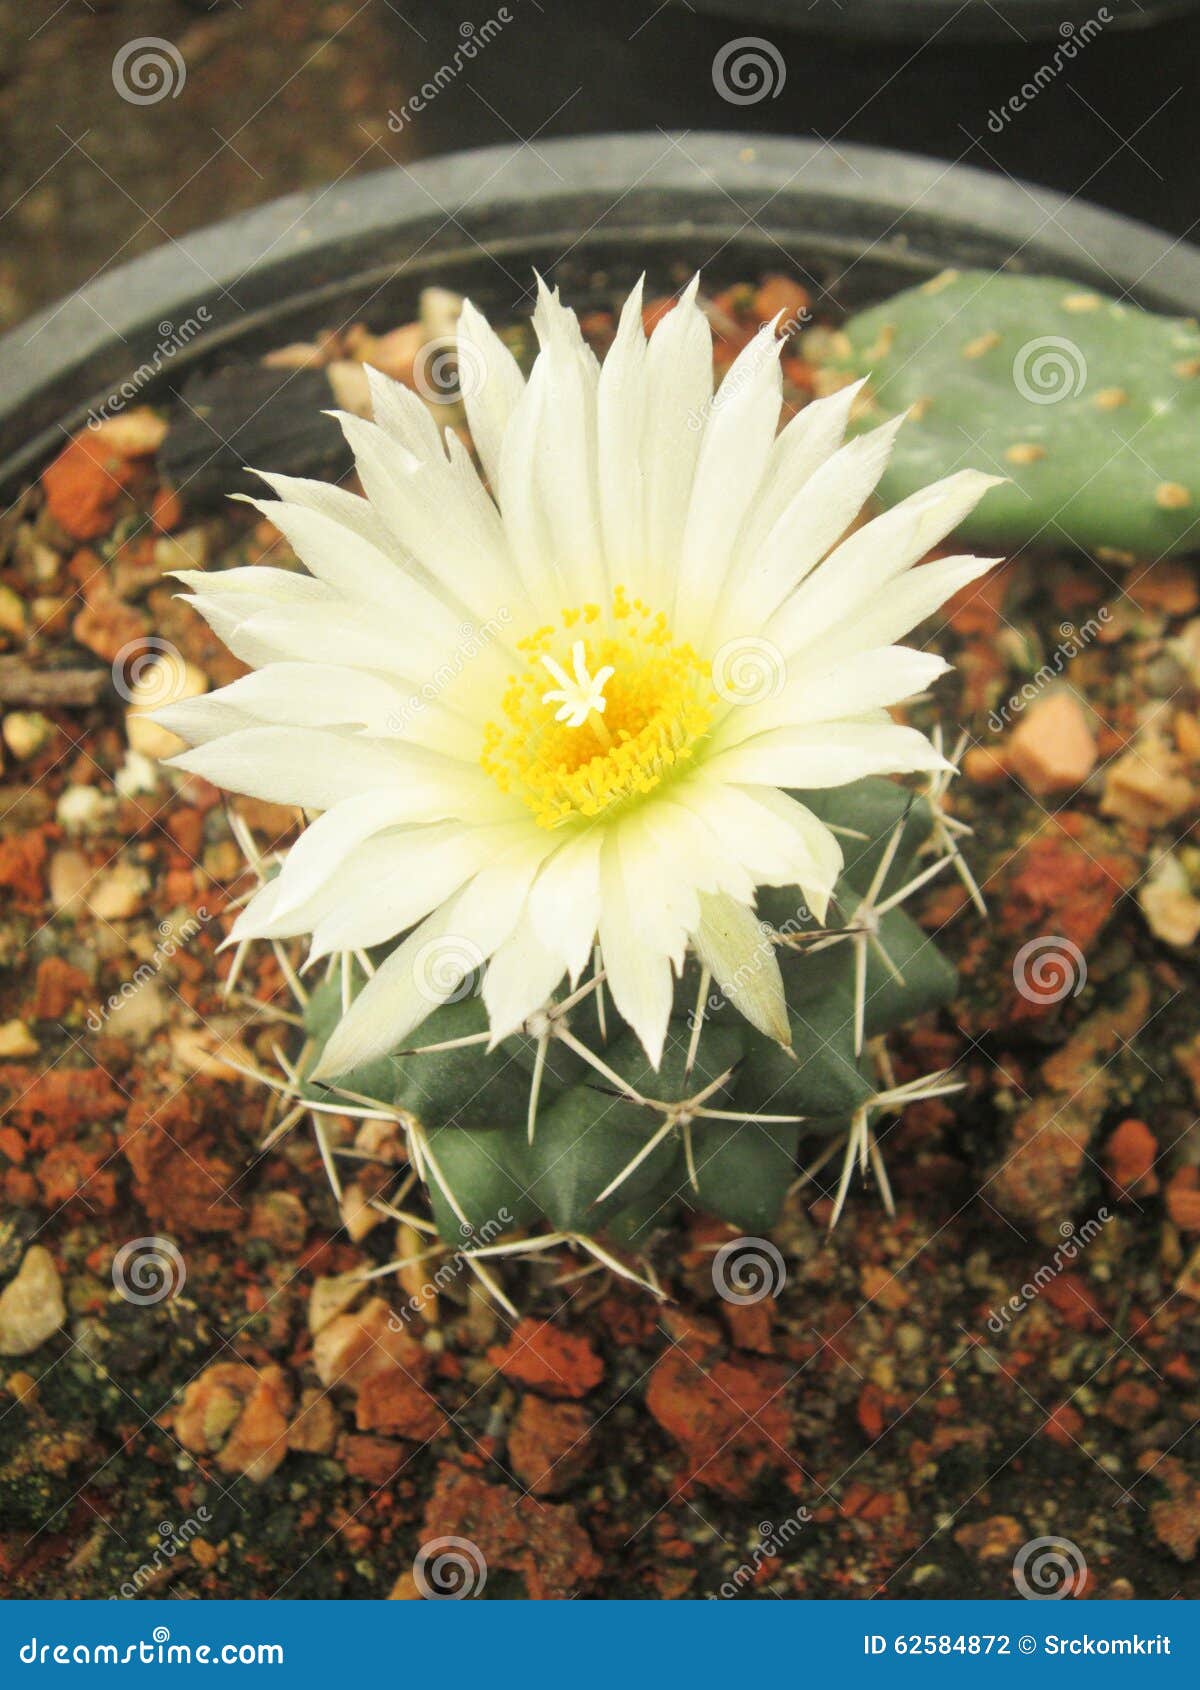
left=481, top=593, right=717, bottom=828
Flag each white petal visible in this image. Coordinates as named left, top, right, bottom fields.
left=482, top=918, right=567, bottom=1041
left=335, top=411, right=521, bottom=628
left=711, top=645, right=950, bottom=751
left=526, top=829, right=604, bottom=986
left=234, top=493, right=466, bottom=644
left=718, top=415, right=904, bottom=640
left=596, top=277, right=646, bottom=582
left=312, top=853, right=545, bottom=1078
left=732, top=378, right=866, bottom=569
left=526, top=277, right=604, bottom=604
left=307, top=822, right=505, bottom=959
left=151, top=694, right=259, bottom=747
left=271, top=777, right=510, bottom=923
left=168, top=726, right=428, bottom=809
left=597, top=828, right=674, bottom=1068
left=458, top=297, right=527, bottom=492
left=771, top=468, right=1002, bottom=657
left=172, top=566, right=333, bottom=604
left=673, top=776, right=841, bottom=917
left=706, top=720, right=952, bottom=790
left=229, top=838, right=396, bottom=943
left=819, top=552, right=1001, bottom=659
left=692, top=890, right=789, bottom=1046
left=638, top=276, right=712, bottom=608
left=674, top=322, right=782, bottom=641
left=364, top=362, right=445, bottom=461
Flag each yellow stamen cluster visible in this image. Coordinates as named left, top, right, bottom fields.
left=481, top=592, right=716, bottom=828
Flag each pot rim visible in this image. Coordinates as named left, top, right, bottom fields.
left=3, top=130, right=1197, bottom=498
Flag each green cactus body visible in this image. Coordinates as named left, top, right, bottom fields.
left=820, top=269, right=1200, bottom=558
left=301, top=774, right=963, bottom=1257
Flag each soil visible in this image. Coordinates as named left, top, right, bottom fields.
left=1, top=273, right=1199, bottom=1602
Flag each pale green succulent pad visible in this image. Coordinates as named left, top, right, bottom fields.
left=820, top=269, right=1200, bottom=558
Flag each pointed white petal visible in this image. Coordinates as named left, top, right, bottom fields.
left=712, top=645, right=951, bottom=751
left=482, top=918, right=567, bottom=1041
left=597, top=829, right=675, bottom=1068
left=719, top=414, right=905, bottom=639
left=168, top=726, right=428, bottom=809
left=772, top=469, right=1003, bottom=657
left=639, top=276, right=711, bottom=608
left=596, top=277, right=646, bottom=582
left=706, top=720, right=953, bottom=790
left=692, top=890, right=789, bottom=1046
left=458, top=297, right=526, bottom=492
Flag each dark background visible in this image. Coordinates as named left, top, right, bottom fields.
left=2, top=0, right=1198, bottom=334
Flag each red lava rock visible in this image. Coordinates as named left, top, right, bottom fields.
left=1150, top=1496, right=1200, bottom=1562
left=1165, top=1168, right=1200, bottom=1233
left=487, top=1319, right=604, bottom=1399
left=660, top=1306, right=723, bottom=1358
left=1042, top=1402, right=1085, bottom=1447
left=1041, top=1273, right=1105, bottom=1331
left=174, top=1362, right=291, bottom=1483
left=856, top=1381, right=892, bottom=1441
left=754, top=273, right=811, bottom=326
left=122, top=1083, right=242, bottom=1236
left=1104, top=1379, right=1159, bottom=1428
left=0, top=833, right=48, bottom=914
left=989, top=979, right=1150, bottom=1228
left=722, top=1297, right=775, bottom=1354
left=42, top=432, right=137, bottom=540
left=311, top=1297, right=430, bottom=1393
left=72, top=580, right=150, bottom=665
left=998, top=832, right=1132, bottom=1024
left=507, top=1397, right=592, bottom=1497
left=646, top=1348, right=793, bottom=1498
left=29, top=957, right=91, bottom=1021
left=421, top=1463, right=601, bottom=1599
left=953, top=1515, right=1025, bottom=1562
left=1103, top=1119, right=1159, bottom=1200
left=355, top=1371, right=446, bottom=1443
left=338, top=1432, right=407, bottom=1487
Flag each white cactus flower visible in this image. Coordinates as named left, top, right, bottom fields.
left=159, top=276, right=998, bottom=1075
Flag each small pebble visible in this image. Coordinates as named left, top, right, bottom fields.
left=0, top=1246, right=66, bottom=1357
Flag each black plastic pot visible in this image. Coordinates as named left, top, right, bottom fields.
left=686, top=0, right=1200, bottom=40
left=2, top=132, right=1198, bottom=500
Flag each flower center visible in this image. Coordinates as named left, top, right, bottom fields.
left=481, top=590, right=716, bottom=828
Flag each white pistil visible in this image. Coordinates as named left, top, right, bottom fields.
left=541, top=640, right=614, bottom=742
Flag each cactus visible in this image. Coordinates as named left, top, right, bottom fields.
left=816, top=269, right=1200, bottom=559
left=279, top=770, right=967, bottom=1288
